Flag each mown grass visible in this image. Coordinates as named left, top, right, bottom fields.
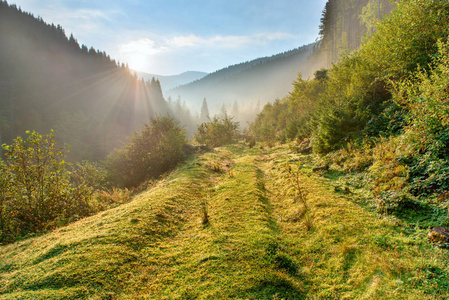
left=1, top=143, right=449, bottom=299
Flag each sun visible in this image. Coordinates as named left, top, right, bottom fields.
left=118, top=38, right=160, bottom=73
left=126, top=52, right=151, bottom=72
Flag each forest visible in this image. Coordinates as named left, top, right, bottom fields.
left=0, top=1, right=169, bottom=162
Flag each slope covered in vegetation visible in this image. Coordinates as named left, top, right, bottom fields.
left=250, top=0, right=449, bottom=222
left=0, top=1, right=168, bottom=161
left=1, top=143, right=448, bottom=299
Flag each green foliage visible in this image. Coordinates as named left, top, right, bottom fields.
left=390, top=40, right=449, bottom=196
left=252, top=0, right=449, bottom=154
left=311, top=50, right=392, bottom=153
left=317, top=42, right=449, bottom=216
left=105, top=115, right=187, bottom=188
left=0, top=131, right=95, bottom=243
left=249, top=100, right=288, bottom=143
left=313, top=107, right=362, bottom=154
left=90, top=188, right=132, bottom=212
left=362, top=0, right=449, bottom=79
left=250, top=73, right=327, bottom=144
left=195, top=114, right=239, bottom=147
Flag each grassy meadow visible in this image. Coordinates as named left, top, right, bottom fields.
left=1, top=143, right=448, bottom=299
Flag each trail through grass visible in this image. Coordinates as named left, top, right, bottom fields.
left=1, top=143, right=449, bottom=299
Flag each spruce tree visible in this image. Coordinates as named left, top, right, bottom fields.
left=200, top=98, right=210, bottom=122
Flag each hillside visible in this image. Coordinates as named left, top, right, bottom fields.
left=1, top=143, right=448, bottom=299
left=167, top=44, right=316, bottom=114
left=0, top=2, right=168, bottom=161
left=135, top=71, right=208, bottom=94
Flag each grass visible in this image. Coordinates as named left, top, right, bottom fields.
left=1, top=143, right=449, bottom=299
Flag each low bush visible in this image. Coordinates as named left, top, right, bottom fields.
left=195, top=114, right=239, bottom=147
left=90, top=188, right=132, bottom=212
left=0, top=131, right=102, bottom=243
left=105, top=115, right=188, bottom=188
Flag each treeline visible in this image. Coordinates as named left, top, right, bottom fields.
left=250, top=0, right=449, bottom=216
left=0, top=1, right=168, bottom=162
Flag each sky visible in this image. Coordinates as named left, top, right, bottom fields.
left=9, top=0, right=328, bottom=76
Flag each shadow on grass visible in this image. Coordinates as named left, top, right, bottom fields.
left=392, top=201, right=449, bottom=229
left=322, top=169, right=347, bottom=181
left=246, top=276, right=306, bottom=300
left=33, top=243, right=69, bottom=265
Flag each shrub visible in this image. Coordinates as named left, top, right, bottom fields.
left=390, top=40, right=449, bottom=196
left=0, top=131, right=94, bottom=243
left=105, top=115, right=187, bottom=188
left=195, top=114, right=239, bottom=147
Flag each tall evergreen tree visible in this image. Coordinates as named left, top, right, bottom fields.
left=219, top=104, right=228, bottom=118
left=200, top=98, right=210, bottom=122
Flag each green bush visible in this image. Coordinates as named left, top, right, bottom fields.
left=391, top=40, right=449, bottom=196
left=195, top=114, right=239, bottom=147
left=105, top=115, right=187, bottom=188
left=0, top=131, right=95, bottom=243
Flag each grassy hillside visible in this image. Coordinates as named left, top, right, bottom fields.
left=1, top=143, right=448, bottom=299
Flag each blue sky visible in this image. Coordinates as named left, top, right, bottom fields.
left=10, top=0, right=328, bottom=75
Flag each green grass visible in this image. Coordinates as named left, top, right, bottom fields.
left=1, top=143, right=449, bottom=299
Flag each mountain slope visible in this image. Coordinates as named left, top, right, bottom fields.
left=318, top=0, right=396, bottom=67
left=167, top=44, right=317, bottom=113
left=1, top=144, right=448, bottom=299
left=0, top=2, right=167, bottom=161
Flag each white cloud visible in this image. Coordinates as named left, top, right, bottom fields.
left=169, top=35, right=205, bottom=48
left=114, top=32, right=297, bottom=73
left=120, top=32, right=295, bottom=52
left=23, top=1, right=123, bottom=43
left=118, top=38, right=165, bottom=55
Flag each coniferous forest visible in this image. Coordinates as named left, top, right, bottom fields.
left=2, top=0, right=449, bottom=298
left=0, top=1, right=168, bottom=162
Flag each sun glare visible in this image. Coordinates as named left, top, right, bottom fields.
left=126, top=52, right=151, bottom=72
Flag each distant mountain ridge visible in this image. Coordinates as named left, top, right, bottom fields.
left=166, top=43, right=318, bottom=114
left=135, top=71, right=208, bottom=94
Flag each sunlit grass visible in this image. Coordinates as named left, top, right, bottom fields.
left=1, top=143, right=448, bottom=299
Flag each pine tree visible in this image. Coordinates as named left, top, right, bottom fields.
left=219, top=104, right=228, bottom=118
left=200, top=98, right=210, bottom=122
